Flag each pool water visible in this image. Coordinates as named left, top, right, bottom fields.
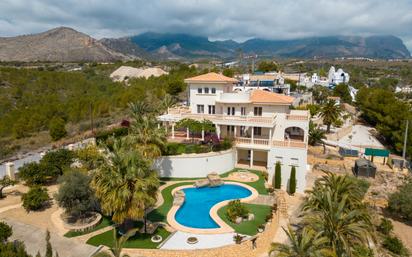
left=175, top=184, right=252, bottom=229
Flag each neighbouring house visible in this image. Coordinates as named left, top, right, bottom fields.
left=157, top=72, right=309, bottom=193
left=234, top=73, right=290, bottom=95
left=328, top=66, right=350, bottom=85
left=110, top=66, right=168, bottom=82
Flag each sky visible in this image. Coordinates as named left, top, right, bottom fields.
left=1, top=0, right=412, bottom=51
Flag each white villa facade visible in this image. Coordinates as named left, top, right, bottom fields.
left=158, top=72, right=309, bottom=193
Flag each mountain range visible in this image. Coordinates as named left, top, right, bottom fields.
left=0, top=27, right=410, bottom=62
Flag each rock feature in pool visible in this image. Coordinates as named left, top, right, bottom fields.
left=174, top=184, right=252, bottom=229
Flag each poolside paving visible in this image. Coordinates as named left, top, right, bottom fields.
left=161, top=231, right=239, bottom=250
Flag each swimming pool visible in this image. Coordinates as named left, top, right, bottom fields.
left=175, top=184, right=252, bottom=229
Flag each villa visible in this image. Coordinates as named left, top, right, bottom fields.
left=158, top=72, right=309, bottom=193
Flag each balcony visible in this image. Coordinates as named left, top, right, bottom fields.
left=180, top=113, right=275, bottom=126
left=235, top=137, right=306, bottom=149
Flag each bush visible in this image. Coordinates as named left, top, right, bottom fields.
left=378, top=217, right=393, bottom=235
left=21, top=187, right=50, bottom=211
left=49, top=117, right=67, bottom=141
left=273, top=162, right=281, bottom=189
left=289, top=166, right=296, bottom=195
left=388, top=179, right=412, bottom=221
left=55, top=170, right=97, bottom=220
left=0, top=221, right=12, bottom=241
left=382, top=236, right=408, bottom=256
left=0, top=240, right=31, bottom=256
left=226, top=200, right=249, bottom=223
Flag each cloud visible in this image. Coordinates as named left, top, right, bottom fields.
left=0, top=0, right=412, bottom=50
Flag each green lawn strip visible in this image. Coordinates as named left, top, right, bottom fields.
left=64, top=216, right=114, bottom=238
left=147, top=181, right=193, bottom=222
left=217, top=203, right=272, bottom=236
left=86, top=224, right=170, bottom=249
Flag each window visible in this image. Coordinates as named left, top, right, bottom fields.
left=231, top=107, right=235, bottom=115
left=197, top=88, right=202, bottom=94
left=291, top=158, right=299, bottom=166
left=254, top=107, right=262, bottom=116
left=197, top=104, right=204, bottom=114
left=204, top=87, right=209, bottom=94
left=227, top=107, right=231, bottom=116
left=211, top=88, right=216, bottom=94
left=208, top=105, right=215, bottom=114
left=240, top=126, right=246, bottom=136
left=241, top=107, right=246, bottom=116
left=226, top=125, right=235, bottom=135
left=253, top=127, right=262, bottom=136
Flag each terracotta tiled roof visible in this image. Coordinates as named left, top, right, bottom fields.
left=250, top=90, right=294, bottom=105
left=184, top=72, right=238, bottom=83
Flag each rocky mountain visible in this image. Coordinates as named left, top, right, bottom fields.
left=99, top=37, right=150, bottom=59
left=129, top=33, right=411, bottom=59
left=0, top=27, right=128, bottom=62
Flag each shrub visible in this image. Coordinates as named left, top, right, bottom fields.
left=273, top=162, right=281, bottom=189
left=382, top=236, right=408, bottom=256
left=55, top=170, right=97, bottom=220
left=261, top=171, right=268, bottom=182
left=49, top=117, right=67, bottom=141
left=18, top=162, right=50, bottom=185
left=378, top=217, right=393, bottom=235
left=226, top=200, right=249, bottom=223
left=388, top=179, right=412, bottom=221
left=289, top=166, right=296, bottom=195
left=0, top=176, right=16, bottom=199
left=21, top=187, right=50, bottom=211
left=0, top=240, right=31, bottom=256
left=0, top=221, right=12, bottom=242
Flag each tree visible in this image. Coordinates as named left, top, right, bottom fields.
left=91, top=139, right=160, bottom=225
left=308, top=121, right=326, bottom=153
left=388, top=178, right=412, bottom=221
left=333, top=83, right=352, bottom=103
left=49, top=117, right=67, bottom=141
left=18, top=162, right=49, bottom=185
left=273, top=162, right=281, bottom=189
left=270, top=226, right=332, bottom=257
left=0, top=240, right=31, bottom=257
left=55, top=170, right=97, bottom=220
left=41, top=149, right=75, bottom=176
left=0, top=221, right=12, bottom=242
left=222, top=68, right=234, bottom=77
left=21, top=186, right=50, bottom=211
left=320, top=99, right=342, bottom=133
left=289, top=166, right=296, bottom=195
left=257, top=60, right=279, bottom=72
left=0, top=176, right=16, bottom=199
left=310, top=85, right=330, bottom=104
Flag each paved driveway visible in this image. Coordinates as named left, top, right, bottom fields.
left=4, top=219, right=98, bottom=257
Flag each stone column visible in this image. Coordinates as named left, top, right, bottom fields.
left=186, top=128, right=190, bottom=139
left=201, top=129, right=205, bottom=141
left=172, top=124, right=175, bottom=139
left=251, top=126, right=254, bottom=144
left=250, top=149, right=254, bottom=168
left=216, top=125, right=221, bottom=139
left=269, top=128, right=272, bottom=141
left=234, top=126, right=237, bottom=138
left=5, top=162, right=15, bottom=180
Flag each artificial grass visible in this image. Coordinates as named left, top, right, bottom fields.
left=217, top=203, right=272, bottom=236
left=86, top=224, right=171, bottom=249
left=147, top=181, right=193, bottom=222
left=64, top=216, right=114, bottom=238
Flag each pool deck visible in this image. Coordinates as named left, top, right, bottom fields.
left=167, top=182, right=259, bottom=234
left=160, top=231, right=241, bottom=250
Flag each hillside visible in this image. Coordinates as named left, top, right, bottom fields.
left=0, top=27, right=129, bottom=62
left=129, top=33, right=411, bottom=59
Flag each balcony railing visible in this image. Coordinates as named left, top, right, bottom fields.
left=235, top=137, right=306, bottom=149
left=180, top=113, right=275, bottom=125
left=286, top=114, right=308, bottom=121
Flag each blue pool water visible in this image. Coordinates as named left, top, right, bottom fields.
left=175, top=184, right=252, bottom=229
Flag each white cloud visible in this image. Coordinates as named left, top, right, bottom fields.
left=0, top=0, right=411, bottom=51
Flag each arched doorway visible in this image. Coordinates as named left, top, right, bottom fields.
left=284, top=126, right=305, bottom=141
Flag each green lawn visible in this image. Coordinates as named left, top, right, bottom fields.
left=64, top=216, right=114, bottom=238
left=86, top=224, right=170, bottom=249
left=147, top=182, right=193, bottom=222
left=217, top=203, right=272, bottom=236
left=225, top=169, right=268, bottom=195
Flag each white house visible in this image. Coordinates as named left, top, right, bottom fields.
left=328, top=66, right=350, bottom=85
left=158, top=72, right=309, bottom=193
left=234, top=73, right=290, bottom=95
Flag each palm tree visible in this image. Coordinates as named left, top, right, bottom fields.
left=319, top=100, right=342, bottom=133
left=91, top=139, right=160, bottom=225
left=302, top=173, right=374, bottom=256
left=92, top=228, right=137, bottom=257
left=161, top=94, right=177, bottom=114
left=308, top=121, right=326, bottom=153
left=270, top=226, right=333, bottom=257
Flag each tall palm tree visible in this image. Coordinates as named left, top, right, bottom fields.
left=127, top=101, right=166, bottom=160
left=91, top=139, right=160, bottom=225
left=320, top=100, right=342, bottom=133
left=270, top=226, right=334, bottom=257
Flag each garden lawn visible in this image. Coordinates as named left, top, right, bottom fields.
left=217, top=203, right=272, bottom=236
left=64, top=216, right=114, bottom=238
left=86, top=226, right=170, bottom=249
left=147, top=182, right=193, bottom=222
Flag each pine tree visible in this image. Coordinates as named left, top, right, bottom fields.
left=273, top=161, right=281, bottom=189
left=289, top=166, right=297, bottom=195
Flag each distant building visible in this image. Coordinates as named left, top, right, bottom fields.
left=110, top=66, right=168, bottom=82
left=328, top=66, right=350, bottom=85
left=298, top=66, right=350, bottom=88
left=234, top=73, right=290, bottom=95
